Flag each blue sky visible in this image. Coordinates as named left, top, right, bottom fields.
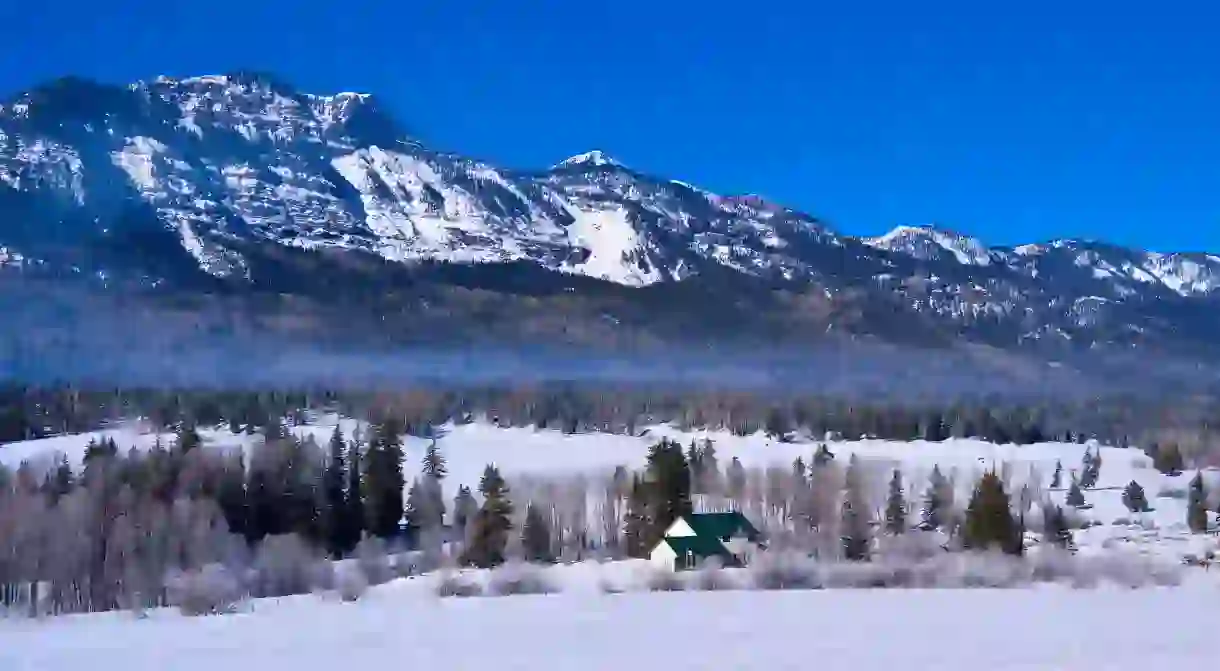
left=3, top=1, right=1218, bottom=251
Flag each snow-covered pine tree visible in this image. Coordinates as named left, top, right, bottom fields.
left=1187, top=471, right=1208, bottom=533
left=884, top=468, right=907, bottom=535
left=1065, top=475, right=1086, bottom=508
left=840, top=456, right=872, bottom=561
left=1121, top=480, right=1149, bottom=513
left=521, top=502, right=555, bottom=563
left=962, top=470, right=1022, bottom=556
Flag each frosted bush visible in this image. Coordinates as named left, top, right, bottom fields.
left=251, top=533, right=323, bottom=598
left=390, top=552, right=421, bottom=579
left=167, top=563, right=245, bottom=616
left=689, top=558, right=738, bottom=591
left=822, top=561, right=895, bottom=588
left=748, top=551, right=822, bottom=590
left=1147, top=559, right=1184, bottom=587
left=598, top=578, right=626, bottom=595
left=435, top=571, right=483, bottom=598
left=645, top=568, right=687, bottom=592
left=487, top=562, right=557, bottom=596
left=334, top=561, right=370, bottom=602
left=875, top=531, right=951, bottom=563
left=1158, top=485, right=1188, bottom=500
left=355, top=536, right=393, bottom=586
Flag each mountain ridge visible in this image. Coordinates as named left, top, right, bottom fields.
left=3, top=71, right=1220, bottom=388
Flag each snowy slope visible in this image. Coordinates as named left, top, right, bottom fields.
left=1, top=581, right=1217, bottom=670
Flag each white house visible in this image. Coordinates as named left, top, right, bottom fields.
left=648, top=511, right=765, bottom=572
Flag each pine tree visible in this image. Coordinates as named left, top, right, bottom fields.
left=701, top=439, right=719, bottom=476
left=421, top=439, right=447, bottom=480
left=464, top=465, right=514, bottom=567
left=364, top=419, right=406, bottom=539
left=726, top=456, right=746, bottom=504
left=1121, top=480, right=1150, bottom=513
left=686, top=440, right=705, bottom=489
left=403, top=478, right=425, bottom=531
left=1065, top=475, right=1086, bottom=508
left=453, top=485, right=478, bottom=534
left=344, top=438, right=366, bottom=545
left=175, top=423, right=203, bottom=453
left=884, top=468, right=907, bottom=535
left=322, top=425, right=349, bottom=557
left=44, top=454, right=76, bottom=504
left=919, top=465, right=949, bottom=531
left=1153, top=443, right=1184, bottom=476
left=1187, top=471, right=1208, bottom=533
left=813, top=443, right=835, bottom=467
left=962, top=471, right=1022, bottom=555
left=1041, top=503, right=1074, bottom=551
left=840, top=456, right=872, bottom=561
left=521, top=503, right=555, bottom=563
left=1050, top=460, right=1063, bottom=489
left=1079, top=449, right=1101, bottom=489
left=792, top=456, right=808, bottom=483
left=644, top=439, right=692, bottom=541
left=623, top=474, right=653, bottom=558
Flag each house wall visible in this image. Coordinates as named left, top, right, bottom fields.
left=662, top=519, right=696, bottom=537
left=649, top=541, right=677, bottom=571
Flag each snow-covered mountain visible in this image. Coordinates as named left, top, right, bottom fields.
left=0, top=73, right=843, bottom=288
left=3, top=72, right=1220, bottom=372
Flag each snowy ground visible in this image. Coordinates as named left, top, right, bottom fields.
left=1, top=572, right=1215, bottom=670
left=3, top=416, right=1220, bottom=563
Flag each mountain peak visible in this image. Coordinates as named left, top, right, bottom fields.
left=866, top=224, right=996, bottom=266
left=553, top=150, right=624, bottom=170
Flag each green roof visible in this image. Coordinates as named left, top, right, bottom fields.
left=685, top=511, right=761, bottom=542
left=662, top=535, right=733, bottom=561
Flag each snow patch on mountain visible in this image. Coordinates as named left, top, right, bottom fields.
left=562, top=205, right=663, bottom=286
left=867, top=225, right=996, bottom=266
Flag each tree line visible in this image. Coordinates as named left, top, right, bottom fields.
left=5, top=384, right=1220, bottom=465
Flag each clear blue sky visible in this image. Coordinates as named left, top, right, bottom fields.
left=3, top=1, right=1218, bottom=251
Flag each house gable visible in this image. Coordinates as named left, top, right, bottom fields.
left=663, top=518, right=697, bottom=538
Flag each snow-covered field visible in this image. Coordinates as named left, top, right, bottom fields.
left=0, top=571, right=1215, bottom=670
left=4, top=417, right=1220, bottom=668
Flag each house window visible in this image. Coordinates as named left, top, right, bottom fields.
left=685, top=550, right=696, bottom=569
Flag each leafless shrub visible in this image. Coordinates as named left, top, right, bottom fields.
left=645, top=568, right=687, bottom=592
left=487, top=562, right=558, bottom=596
left=166, top=563, right=245, bottom=616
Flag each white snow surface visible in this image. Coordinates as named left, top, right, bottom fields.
left=0, top=573, right=1216, bottom=669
